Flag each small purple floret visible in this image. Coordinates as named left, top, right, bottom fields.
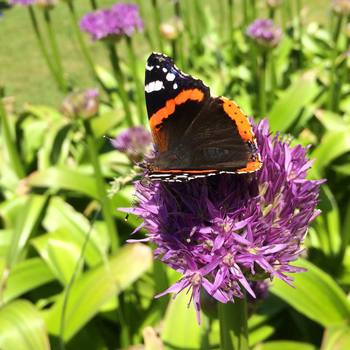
left=124, top=119, right=323, bottom=323
left=112, top=126, right=152, bottom=162
left=9, top=0, right=35, bottom=5
left=246, top=19, right=282, bottom=48
left=80, top=2, right=143, bottom=41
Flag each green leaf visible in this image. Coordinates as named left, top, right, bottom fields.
left=6, top=195, right=48, bottom=269
left=91, top=110, right=123, bottom=138
left=31, top=233, right=82, bottom=286
left=3, top=258, right=54, bottom=304
left=315, top=110, right=350, bottom=132
left=40, top=197, right=108, bottom=266
left=271, top=259, right=350, bottom=327
left=44, top=243, right=152, bottom=341
left=254, top=341, right=317, bottom=350
left=312, top=131, right=350, bottom=171
left=28, top=167, right=98, bottom=199
left=321, top=325, right=350, bottom=350
left=0, top=300, right=50, bottom=350
left=268, top=72, right=319, bottom=132
left=162, top=291, right=201, bottom=350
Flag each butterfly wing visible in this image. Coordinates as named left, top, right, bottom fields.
left=145, top=53, right=210, bottom=153
left=152, top=97, right=261, bottom=173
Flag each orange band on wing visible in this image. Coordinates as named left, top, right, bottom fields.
left=220, top=97, right=254, bottom=142
left=150, top=88, right=205, bottom=151
left=236, top=161, right=262, bottom=173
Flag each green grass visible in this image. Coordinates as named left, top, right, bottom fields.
left=0, top=0, right=330, bottom=107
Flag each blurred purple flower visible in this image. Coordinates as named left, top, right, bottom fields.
left=124, top=119, right=323, bottom=322
left=112, top=126, right=152, bottom=162
left=80, top=2, right=143, bottom=41
left=247, top=19, right=282, bottom=48
left=9, top=0, right=35, bottom=5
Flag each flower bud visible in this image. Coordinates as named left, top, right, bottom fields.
left=160, top=17, right=183, bottom=41
left=61, top=89, right=99, bottom=120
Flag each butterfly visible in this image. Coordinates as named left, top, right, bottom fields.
left=144, top=52, right=262, bottom=182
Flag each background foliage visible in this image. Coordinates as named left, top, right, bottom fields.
left=0, top=0, right=350, bottom=349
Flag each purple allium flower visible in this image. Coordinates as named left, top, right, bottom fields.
left=124, top=119, right=323, bottom=323
left=246, top=19, right=282, bottom=48
left=111, top=3, right=144, bottom=36
left=61, top=89, right=99, bottom=119
left=112, top=126, right=152, bottom=162
left=80, top=2, right=143, bottom=41
left=9, top=0, right=35, bottom=5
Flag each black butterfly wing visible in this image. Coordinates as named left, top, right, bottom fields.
left=145, top=53, right=210, bottom=153
left=152, top=97, right=261, bottom=173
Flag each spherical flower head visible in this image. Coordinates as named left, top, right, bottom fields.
left=246, top=19, right=282, bottom=48
left=111, top=3, right=144, bottom=37
left=61, top=89, right=99, bottom=120
left=9, top=0, right=35, bottom=6
left=126, top=119, right=323, bottom=323
left=332, top=0, right=350, bottom=15
left=80, top=2, right=143, bottom=41
left=112, top=126, right=152, bottom=163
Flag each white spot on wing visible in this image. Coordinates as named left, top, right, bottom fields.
left=162, top=68, right=168, bottom=73
left=166, top=73, right=176, bottom=81
left=146, top=64, right=154, bottom=71
left=173, top=83, right=178, bottom=89
left=145, top=80, right=164, bottom=93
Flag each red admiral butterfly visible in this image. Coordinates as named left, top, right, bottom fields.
left=145, top=52, right=262, bottom=182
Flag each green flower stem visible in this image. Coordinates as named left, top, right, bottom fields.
left=249, top=0, right=257, bottom=21
left=125, top=37, right=146, bottom=125
left=269, top=52, right=277, bottom=108
left=89, top=0, right=98, bottom=10
left=136, top=0, right=155, bottom=49
left=151, top=0, right=164, bottom=52
left=328, top=14, right=344, bottom=111
left=218, top=297, right=249, bottom=350
left=0, top=100, right=25, bottom=179
left=257, top=51, right=268, bottom=117
left=43, top=9, right=67, bottom=92
left=107, top=42, right=134, bottom=127
left=27, top=6, right=62, bottom=90
left=228, top=0, right=235, bottom=60
left=173, top=1, right=185, bottom=69
left=295, top=0, right=303, bottom=68
left=66, top=1, right=109, bottom=95
left=83, top=120, right=119, bottom=251
left=242, top=0, right=249, bottom=26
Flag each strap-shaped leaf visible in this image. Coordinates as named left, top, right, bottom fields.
left=271, top=259, right=350, bottom=327
left=44, top=243, right=152, bottom=341
left=0, top=300, right=50, bottom=350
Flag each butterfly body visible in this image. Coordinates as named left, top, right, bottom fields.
left=144, top=52, right=262, bottom=182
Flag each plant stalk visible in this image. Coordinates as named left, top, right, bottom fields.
left=84, top=120, right=119, bottom=251
left=125, top=37, right=146, bottom=125
left=107, top=43, right=134, bottom=126
left=218, top=298, right=249, bottom=350
left=0, top=100, right=25, bottom=179
left=151, top=0, right=164, bottom=51
left=66, top=1, right=109, bottom=95
left=328, top=14, right=343, bottom=111
left=257, top=51, right=268, bottom=116
left=27, top=6, right=62, bottom=90
left=43, top=8, right=67, bottom=92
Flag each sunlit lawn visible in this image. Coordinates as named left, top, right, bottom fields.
left=0, top=0, right=330, bottom=107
